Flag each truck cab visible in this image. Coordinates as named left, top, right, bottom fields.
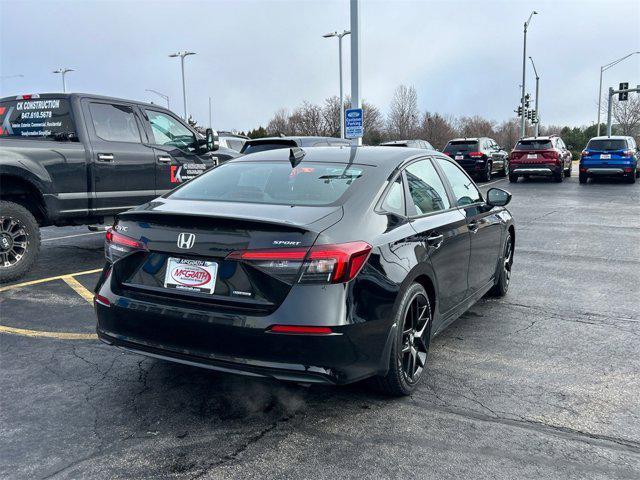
left=0, top=93, right=237, bottom=282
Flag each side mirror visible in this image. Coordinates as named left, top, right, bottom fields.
left=486, top=188, right=511, bottom=207
left=205, top=128, right=219, bottom=152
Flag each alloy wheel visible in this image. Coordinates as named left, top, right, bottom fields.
left=503, top=236, right=513, bottom=288
left=0, top=216, right=28, bottom=268
left=400, top=293, right=430, bottom=383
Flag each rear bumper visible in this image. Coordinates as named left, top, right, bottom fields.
left=94, top=272, right=395, bottom=385
left=585, top=168, right=624, bottom=175
left=511, top=166, right=557, bottom=176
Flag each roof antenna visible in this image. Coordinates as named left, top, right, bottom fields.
left=289, top=147, right=305, bottom=168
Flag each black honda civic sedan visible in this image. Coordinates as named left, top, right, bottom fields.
left=95, top=146, right=514, bottom=396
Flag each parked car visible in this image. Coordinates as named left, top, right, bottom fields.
left=380, top=139, right=436, bottom=150
left=579, top=135, right=638, bottom=184
left=95, top=146, right=515, bottom=396
left=443, top=137, right=509, bottom=181
left=0, top=93, right=236, bottom=282
left=240, top=136, right=351, bottom=154
left=218, top=131, right=249, bottom=152
left=508, top=135, right=572, bottom=183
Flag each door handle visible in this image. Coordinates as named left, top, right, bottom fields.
left=426, top=233, right=444, bottom=248
left=157, top=155, right=172, bottom=164
left=97, top=153, right=114, bottom=162
left=468, top=221, right=479, bottom=233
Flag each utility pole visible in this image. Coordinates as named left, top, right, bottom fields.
left=596, top=52, right=639, bottom=136
left=520, top=11, right=537, bottom=138
left=169, top=51, right=196, bottom=120
left=529, top=57, right=540, bottom=136
left=53, top=68, right=74, bottom=93
left=350, top=0, right=362, bottom=146
left=323, top=30, right=351, bottom=139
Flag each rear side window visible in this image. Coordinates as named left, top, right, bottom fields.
left=515, top=139, right=553, bottom=150
left=241, top=141, right=296, bottom=154
left=405, top=159, right=450, bottom=215
left=381, top=175, right=405, bottom=215
left=0, top=98, right=76, bottom=139
left=586, top=139, right=628, bottom=151
left=444, top=141, right=478, bottom=153
left=169, top=161, right=365, bottom=206
left=90, top=103, right=141, bottom=143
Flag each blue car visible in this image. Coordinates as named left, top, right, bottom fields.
left=580, top=136, right=638, bottom=184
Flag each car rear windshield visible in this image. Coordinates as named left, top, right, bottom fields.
left=241, top=140, right=296, bottom=154
left=0, top=98, right=76, bottom=139
left=169, top=161, right=365, bottom=206
left=515, top=140, right=553, bottom=150
left=444, top=141, right=477, bottom=152
left=586, top=139, right=627, bottom=151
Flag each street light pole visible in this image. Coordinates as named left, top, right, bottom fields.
left=53, top=68, right=74, bottom=93
left=520, top=11, right=537, bottom=138
left=529, top=56, right=540, bottom=136
left=145, top=89, right=170, bottom=109
left=323, top=30, right=351, bottom=139
left=169, top=51, right=196, bottom=120
left=350, top=0, right=362, bottom=146
left=596, top=51, right=639, bottom=136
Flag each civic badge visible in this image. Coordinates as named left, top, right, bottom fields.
left=177, top=232, right=196, bottom=249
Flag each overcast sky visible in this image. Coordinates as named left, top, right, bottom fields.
left=1, top=0, right=639, bottom=132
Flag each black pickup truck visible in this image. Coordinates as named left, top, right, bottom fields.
left=0, top=93, right=238, bottom=282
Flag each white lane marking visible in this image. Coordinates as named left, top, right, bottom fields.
left=482, top=178, right=508, bottom=187
left=42, top=231, right=104, bottom=242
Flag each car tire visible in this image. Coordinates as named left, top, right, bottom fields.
left=488, top=232, right=513, bottom=297
left=375, top=283, right=432, bottom=396
left=564, top=164, right=572, bottom=177
left=509, top=173, right=518, bottom=183
left=554, top=170, right=564, bottom=183
left=479, top=162, right=492, bottom=182
left=500, top=159, right=509, bottom=177
left=579, top=173, right=588, bottom=184
left=0, top=201, right=41, bottom=283
left=627, top=174, right=636, bottom=184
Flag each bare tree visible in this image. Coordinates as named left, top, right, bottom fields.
left=362, top=100, right=385, bottom=145
left=288, top=102, right=324, bottom=136
left=419, top=112, right=457, bottom=150
left=386, top=85, right=420, bottom=139
left=266, top=108, right=291, bottom=135
left=494, top=118, right=520, bottom=150
left=457, top=116, right=495, bottom=138
left=611, top=96, right=640, bottom=136
left=321, top=96, right=342, bottom=137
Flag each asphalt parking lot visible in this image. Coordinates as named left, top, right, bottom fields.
left=1, top=166, right=639, bottom=479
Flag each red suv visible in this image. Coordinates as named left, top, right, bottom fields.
left=508, top=136, right=573, bottom=183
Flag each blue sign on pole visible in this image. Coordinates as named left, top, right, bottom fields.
left=345, top=108, right=363, bottom=139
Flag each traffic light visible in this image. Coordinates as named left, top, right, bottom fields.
left=619, top=82, right=629, bottom=101
left=531, top=110, right=538, bottom=123
left=517, top=105, right=523, bottom=117
left=527, top=110, right=533, bottom=121
left=524, top=94, right=531, bottom=108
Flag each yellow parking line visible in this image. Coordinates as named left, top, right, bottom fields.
left=62, top=275, right=95, bottom=304
left=0, top=268, right=102, bottom=293
left=0, top=325, right=97, bottom=340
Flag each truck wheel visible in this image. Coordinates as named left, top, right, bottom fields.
left=0, top=201, right=40, bottom=283
left=509, top=173, right=518, bottom=183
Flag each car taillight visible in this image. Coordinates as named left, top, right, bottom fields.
left=227, top=241, right=372, bottom=285
left=469, top=151, right=484, bottom=159
left=105, top=227, right=145, bottom=261
left=267, top=325, right=333, bottom=335
left=624, top=167, right=633, bottom=173
left=581, top=150, right=589, bottom=157
left=622, top=150, right=633, bottom=158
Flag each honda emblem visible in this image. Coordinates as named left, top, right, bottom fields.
left=177, top=232, right=195, bottom=249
